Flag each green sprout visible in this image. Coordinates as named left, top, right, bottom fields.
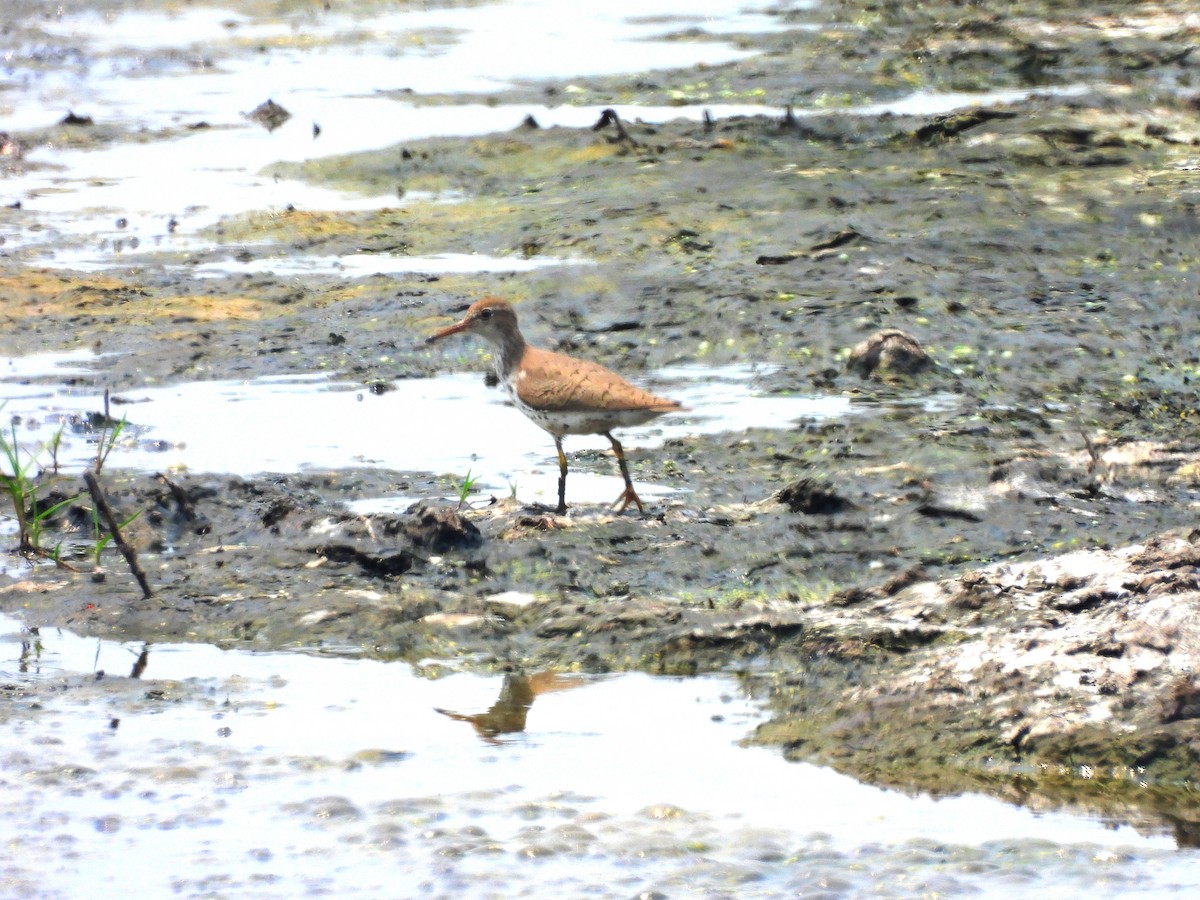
left=0, top=417, right=77, bottom=556
left=457, top=469, right=480, bottom=509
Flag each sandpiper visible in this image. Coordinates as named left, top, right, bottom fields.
left=426, top=297, right=681, bottom=515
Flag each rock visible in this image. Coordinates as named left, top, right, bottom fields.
left=245, top=99, right=291, bottom=131
left=847, top=329, right=931, bottom=378
left=914, top=107, right=1017, bottom=141
left=403, top=503, right=483, bottom=552
left=1161, top=678, right=1200, bottom=723
left=313, top=544, right=415, bottom=578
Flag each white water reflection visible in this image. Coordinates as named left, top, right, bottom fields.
left=0, top=349, right=106, bottom=389
left=0, top=613, right=1194, bottom=898
left=187, top=250, right=593, bottom=278
left=48, top=249, right=596, bottom=278
left=29, top=0, right=799, bottom=110
left=849, top=84, right=1091, bottom=117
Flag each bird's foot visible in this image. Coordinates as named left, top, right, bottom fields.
left=611, top=486, right=645, bottom=514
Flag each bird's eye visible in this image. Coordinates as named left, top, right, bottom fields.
left=479, top=308, right=494, bottom=320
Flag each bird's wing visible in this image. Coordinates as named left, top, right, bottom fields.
left=515, top=347, right=679, bottom=413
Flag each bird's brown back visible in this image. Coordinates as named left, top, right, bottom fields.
left=514, top=345, right=681, bottom=415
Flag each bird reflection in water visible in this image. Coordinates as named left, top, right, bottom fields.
left=435, top=671, right=585, bottom=744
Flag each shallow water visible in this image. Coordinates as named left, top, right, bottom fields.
left=158, top=250, right=595, bottom=279
left=5, top=0, right=798, bottom=267
left=6, top=88, right=1080, bottom=273
left=2, top=612, right=1196, bottom=898
left=39, top=246, right=596, bottom=277
left=4, top=0, right=1089, bottom=272
left=1, top=348, right=860, bottom=508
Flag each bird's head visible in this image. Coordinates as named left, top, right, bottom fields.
left=426, top=297, right=520, bottom=348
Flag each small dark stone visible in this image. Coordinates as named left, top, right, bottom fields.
left=1162, top=678, right=1200, bottom=723
left=777, top=478, right=854, bottom=515
left=245, top=99, right=291, bottom=131
left=403, top=503, right=483, bottom=552
left=260, top=500, right=294, bottom=529
left=914, top=108, right=1016, bottom=141
left=316, top=544, right=415, bottom=578
left=915, top=502, right=983, bottom=523
left=847, top=328, right=931, bottom=378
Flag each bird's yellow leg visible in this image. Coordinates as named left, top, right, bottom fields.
left=606, top=433, right=645, bottom=514
left=554, top=437, right=569, bottom=515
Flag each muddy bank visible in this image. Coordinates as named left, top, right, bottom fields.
left=5, top=449, right=1200, bottom=834
left=3, top=0, right=1200, bottom=836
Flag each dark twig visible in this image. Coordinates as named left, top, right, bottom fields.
left=84, top=471, right=153, bottom=600
left=592, top=108, right=638, bottom=146
left=1080, top=429, right=1101, bottom=474
left=129, top=645, right=149, bottom=679
left=156, top=473, right=196, bottom=521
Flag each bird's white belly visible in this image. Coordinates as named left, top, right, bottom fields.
left=499, top=376, right=655, bottom=437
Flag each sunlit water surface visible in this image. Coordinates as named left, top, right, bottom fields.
left=2, top=0, right=1088, bottom=272
left=2, top=613, right=1196, bottom=898
left=5, top=0, right=803, bottom=266
left=1, top=348, right=874, bottom=509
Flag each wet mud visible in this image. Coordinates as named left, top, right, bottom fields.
left=3, top=0, right=1200, bottom=836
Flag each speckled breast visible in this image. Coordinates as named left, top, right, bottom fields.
left=498, top=375, right=658, bottom=437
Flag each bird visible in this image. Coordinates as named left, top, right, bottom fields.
left=426, top=297, right=681, bottom=515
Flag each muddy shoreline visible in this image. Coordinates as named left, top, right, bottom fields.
left=3, top=0, right=1200, bottom=836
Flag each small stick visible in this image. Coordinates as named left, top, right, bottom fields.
left=592, top=108, right=638, bottom=146
left=156, top=473, right=195, bottom=521
left=84, top=471, right=153, bottom=600
left=1080, top=429, right=1100, bottom=473
left=129, top=645, right=149, bottom=679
